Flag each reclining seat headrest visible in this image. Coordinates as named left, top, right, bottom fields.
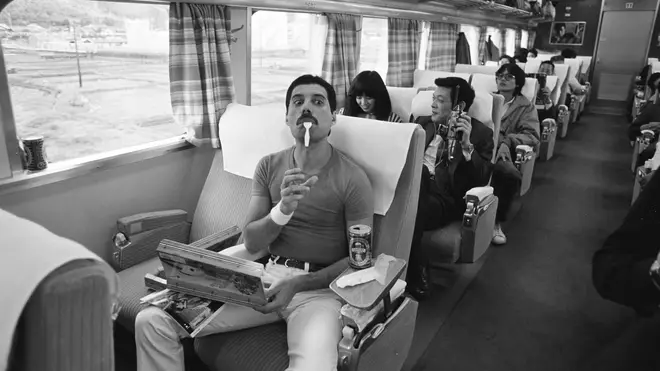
left=386, top=86, right=418, bottom=123
left=218, top=103, right=418, bottom=215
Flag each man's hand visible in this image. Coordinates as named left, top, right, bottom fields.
left=455, top=113, right=472, bottom=147
left=540, top=87, right=551, bottom=97
left=280, top=168, right=318, bottom=215
left=640, top=122, right=660, bottom=132
left=497, top=143, right=511, bottom=162
left=254, top=276, right=301, bottom=314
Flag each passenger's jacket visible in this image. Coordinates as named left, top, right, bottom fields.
left=415, top=115, right=494, bottom=205
left=628, top=99, right=660, bottom=142
left=498, top=95, right=541, bottom=153
left=592, top=168, right=660, bottom=315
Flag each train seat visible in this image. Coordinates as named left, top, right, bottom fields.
left=409, top=89, right=500, bottom=264
left=524, top=59, right=542, bottom=74
left=412, top=69, right=472, bottom=89
left=2, top=209, right=117, bottom=371
left=387, top=86, right=419, bottom=123
left=469, top=73, right=539, bottom=108
left=114, top=103, right=425, bottom=371
left=455, top=63, right=499, bottom=76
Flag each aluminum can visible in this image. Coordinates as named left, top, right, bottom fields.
left=22, top=136, right=48, bottom=171
left=348, top=224, right=372, bottom=269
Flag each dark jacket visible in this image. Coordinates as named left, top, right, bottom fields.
left=593, top=170, right=660, bottom=314
left=628, top=100, right=660, bottom=142
left=456, top=32, right=471, bottom=65
left=486, top=36, right=500, bottom=62
left=415, top=115, right=494, bottom=207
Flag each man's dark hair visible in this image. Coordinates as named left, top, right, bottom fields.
left=285, top=75, right=337, bottom=113
left=540, top=60, right=555, bottom=72
left=648, top=72, right=660, bottom=94
left=500, top=55, right=516, bottom=65
left=529, top=48, right=538, bottom=57
left=344, top=70, right=393, bottom=121
left=496, top=63, right=526, bottom=96
left=550, top=55, right=565, bottom=63
left=561, top=48, right=577, bottom=59
left=434, top=77, right=476, bottom=111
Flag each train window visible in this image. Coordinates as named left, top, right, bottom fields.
left=417, top=22, right=431, bottom=70
left=505, top=28, right=516, bottom=56
left=460, top=24, right=480, bottom=65
left=521, top=30, right=529, bottom=50
left=251, top=11, right=326, bottom=108
left=0, top=0, right=181, bottom=164
left=359, top=17, right=388, bottom=79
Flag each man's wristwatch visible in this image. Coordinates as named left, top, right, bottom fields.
left=650, top=259, right=660, bottom=290
left=462, top=143, right=475, bottom=159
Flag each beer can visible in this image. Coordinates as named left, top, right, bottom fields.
left=348, top=224, right=372, bottom=269
left=22, top=136, right=48, bottom=171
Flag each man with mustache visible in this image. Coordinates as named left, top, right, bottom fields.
left=408, top=77, right=495, bottom=300
left=134, top=75, right=374, bottom=371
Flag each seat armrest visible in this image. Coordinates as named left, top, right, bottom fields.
left=541, top=119, right=557, bottom=142
left=459, top=187, right=498, bottom=263
left=515, top=145, right=536, bottom=196
left=117, top=210, right=188, bottom=236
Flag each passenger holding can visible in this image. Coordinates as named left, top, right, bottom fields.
left=134, top=75, right=374, bottom=371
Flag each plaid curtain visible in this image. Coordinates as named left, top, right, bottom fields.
left=322, top=14, right=360, bottom=109
left=478, top=26, right=488, bottom=65
left=169, top=4, right=234, bottom=148
left=515, top=29, right=522, bottom=50
left=499, top=29, right=507, bottom=54
left=528, top=30, right=537, bottom=49
left=387, top=18, right=422, bottom=87
left=425, top=22, right=459, bottom=72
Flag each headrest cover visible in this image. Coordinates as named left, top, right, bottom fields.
left=386, top=86, right=418, bottom=123
left=410, top=90, right=434, bottom=118
left=524, top=59, right=542, bottom=73
left=218, top=103, right=417, bottom=215
left=413, top=70, right=471, bottom=89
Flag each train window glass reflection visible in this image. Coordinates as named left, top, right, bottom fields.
left=521, top=30, right=529, bottom=50
left=505, top=29, right=516, bottom=57
left=417, top=22, right=431, bottom=71
left=0, top=0, right=181, bottom=163
left=359, top=17, right=388, bottom=79
left=251, top=11, right=326, bottom=108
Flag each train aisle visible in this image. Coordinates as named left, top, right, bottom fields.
left=412, top=113, right=645, bottom=371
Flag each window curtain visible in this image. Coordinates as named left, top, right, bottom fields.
left=386, top=18, right=422, bottom=87
left=528, top=30, right=536, bottom=49
left=499, top=29, right=507, bottom=54
left=515, top=29, right=522, bottom=50
left=521, top=30, right=529, bottom=51
left=478, top=26, right=488, bottom=65
left=309, top=15, right=329, bottom=76
left=425, top=22, right=459, bottom=72
left=169, top=3, right=235, bottom=148
left=321, top=14, right=361, bottom=109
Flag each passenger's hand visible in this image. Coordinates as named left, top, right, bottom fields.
left=641, top=122, right=660, bottom=132
left=497, top=143, right=511, bottom=162
left=455, top=113, right=472, bottom=147
left=540, top=87, right=551, bottom=97
left=254, top=277, right=301, bottom=314
left=279, top=168, right=318, bottom=215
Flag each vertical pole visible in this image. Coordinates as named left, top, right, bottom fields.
left=72, top=22, right=82, bottom=88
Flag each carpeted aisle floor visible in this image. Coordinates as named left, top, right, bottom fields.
left=412, top=113, right=650, bottom=371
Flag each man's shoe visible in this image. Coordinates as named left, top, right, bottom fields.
left=407, top=264, right=431, bottom=301
left=492, top=223, right=507, bottom=245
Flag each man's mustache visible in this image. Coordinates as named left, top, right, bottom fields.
left=296, top=114, right=318, bottom=126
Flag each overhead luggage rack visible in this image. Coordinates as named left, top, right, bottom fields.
left=440, top=0, right=549, bottom=23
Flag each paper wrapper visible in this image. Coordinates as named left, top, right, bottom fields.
left=336, top=254, right=396, bottom=288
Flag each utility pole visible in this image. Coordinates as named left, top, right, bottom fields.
left=71, top=20, right=82, bottom=88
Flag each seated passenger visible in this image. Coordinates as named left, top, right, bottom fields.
left=491, top=63, right=541, bottom=245
left=499, top=55, right=516, bottom=66
left=593, top=169, right=660, bottom=316
left=528, top=48, right=538, bottom=59
left=134, top=75, right=374, bottom=371
left=629, top=72, right=660, bottom=166
left=514, top=48, right=528, bottom=63
left=337, top=70, right=403, bottom=123
left=408, top=77, right=495, bottom=300
left=534, top=61, right=558, bottom=122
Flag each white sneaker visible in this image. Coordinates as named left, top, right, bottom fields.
left=492, top=223, right=507, bottom=245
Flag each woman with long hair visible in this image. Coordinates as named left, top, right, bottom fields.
left=338, top=70, right=403, bottom=123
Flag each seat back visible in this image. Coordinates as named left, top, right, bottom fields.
left=522, top=77, right=539, bottom=103
left=204, top=104, right=425, bottom=266
left=565, top=59, right=582, bottom=79
left=413, top=69, right=471, bottom=89
left=1, top=209, right=117, bottom=371
left=652, top=61, right=660, bottom=74
left=485, top=61, right=498, bottom=67
left=554, top=64, right=570, bottom=105
left=387, top=86, right=418, bottom=123
left=576, top=56, right=592, bottom=74
left=524, top=59, right=542, bottom=73
left=516, top=62, right=526, bottom=70
left=455, top=64, right=499, bottom=75
left=470, top=73, right=497, bottom=95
